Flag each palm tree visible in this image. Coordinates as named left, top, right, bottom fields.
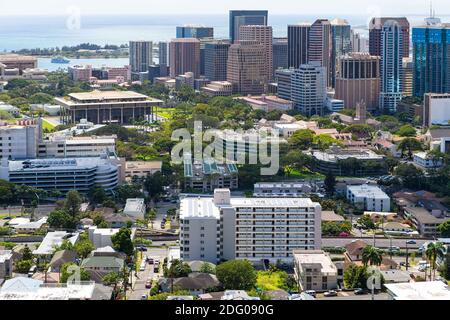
left=425, top=242, right=446, bottom=281
left=362, top=246, right=383, bottom=267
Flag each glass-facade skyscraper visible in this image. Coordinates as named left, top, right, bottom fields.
left=330, top=19, right=352, bottom=88
left=176, top=25, right=214, bottom=39
left=412, top=24, right=450, bottom=98
left=229, top=10, right=268, bottom=43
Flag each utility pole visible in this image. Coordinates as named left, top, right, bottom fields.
left=406, top=240, right=409, bottom=271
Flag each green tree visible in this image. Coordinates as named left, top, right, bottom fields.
left=216, top=260, right=256, bottom=290
left=396, top=124, right=416, bottom=137
left=199, top=262, right=216, bottom=274
left=437, top=221, right=450, bottom=238
left=164, top=259, right=192, bottom=292
left=88, top=186, right=107, bottom=205
left=21, top=244, right=33, bottom=261
left=0, top=180, right=15, bottom=204
left=425, top=242, right=446, bottom=281
left=343, top=265, right=368, bottom=289
left=60, top=263, right=90, bottom=283
left=398, top=138, right=423, bottom=159
left=357, top=215, right=376, bottom=230
left=324, top=171, right=336, bottom=195
left=15, top=259, right=33, bottom=273
left=74, top=239, right=95, bottom=259
left=47, top=209, right=77, bottom=229
left=313, top=134, right=342, bottom=150
left=64, top=190, right=82, bottom=217
left=102, top=272, right=123, bottom=299
left=288, top=129, right=315, bottom=150
left=362, top=246, right=383, bottom=267
left=111, top=227, right=134, bottom=256
left=144, top=172, right=165, bottom=201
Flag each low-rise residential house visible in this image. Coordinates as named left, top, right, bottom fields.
left=382, top=222, right=415, bottom=236
left=159, top=273, right=220, bottom=295
left=379, top=270, right=411, bottom=284
left=347, top=184, right=391, bottom=212
left=0, top=250, right=13, bottom=279
left=81, top=256, right=124, bottom=283
left=103, top=213, right=135, bottom=228
left=48, top=250, right=78, bottom=273
left=87, top=227, right=119, bottom=249
left=374, top=139, right=401, bottom=157
left=293, top=250, right=339, bottom=292
left=221, top=290, right=260, bottom=300
left=424, top=128, right=450, bottom=153
left=90, top=246, right=125, bottom=259
left=13, top=217, right=48, bottom=234
left=344, top=240, right=367, bottom=268
left=321, top=210, right=345, bottom=223
left=32, top=232, right=80, bottom=259
left=364, top=212, right=398, bottom=223
left=0, top=277, right=110, bottom=300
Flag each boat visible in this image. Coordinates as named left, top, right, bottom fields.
left=51, top=56, right=70, bottom=64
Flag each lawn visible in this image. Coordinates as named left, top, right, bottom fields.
left=289, top=168, right=325, bottom=180
left=256, top=271, right=288, bottom=291
left=42, top=118, right=56, bottom=131
left=155, top=107, right=176, bottom=120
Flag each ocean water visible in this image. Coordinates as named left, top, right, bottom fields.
left=1, top=14, right=447, bottom=51
left=0, top=14, right=400, bottom=51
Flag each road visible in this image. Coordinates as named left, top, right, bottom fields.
left=127, top=247, right=168, bottom=300
left=322, top=238, right=428, bottom=250
left=321, top=292, right=390, bottom=300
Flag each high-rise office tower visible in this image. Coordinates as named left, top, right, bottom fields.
left=169, top=38, right=201, bottom=78
left=351, top=30, right=369, bottom=53
left=335, top=53, right=380, bottom=111
left=291, top=62, right=327, bottom=116
left=275, top=68, right=294, bottom=100
left=308, top=19, right=332, bottom=87
left=204, top=40, right=231, bottom=81
left=176, top=25, right=214, bottom=39
left=158, top=42, right=168, bottom=66
left=402, top=57, right=413, bottom=97
left=412, top=22, right=450, bottom=97
left=229, top=10, right=268, bottom=43
left=369, top=17, right=410, bottom=58
left=273, top=38, right=288, bottom=75
left=380, top=20, right=404, bottom=113
left=330, top=19, right=352, bottom=88
left=287, top=23, right=311, bottom=69
left=227, top=40, right=266, bottom=95
left=239, top=25, right=273, bottom=81
left=129, top=41, right=153, bottom=77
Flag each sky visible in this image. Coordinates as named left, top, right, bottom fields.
left=0, top=0, right=447, bottom=16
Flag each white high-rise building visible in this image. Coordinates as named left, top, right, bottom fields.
left=179, top=189, right=322, bottom=264
left=380, top=20, right=404, bottom=113
left=291, top=63, right=327, bottom=116
left=0, top=123, right=39, bottom=160
left=129, top=41, right=153, bottom=76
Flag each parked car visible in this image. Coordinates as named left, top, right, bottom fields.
left=147, top=258, right=154, bottom=264
left=28, top=265, right=37, bottom=277
left=304, top=290, right=316, bottom=298
left=324, top=290, right=338, bottom=297
left=145, top=280, right=152, bottom=289
left=354, top=288, right=367, bottom=295
left=137, top=246, right=147, bottom=252
left=141, top=294, right=148, bottom=300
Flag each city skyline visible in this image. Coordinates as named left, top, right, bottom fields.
left=0, top=0, right=448, bottom=16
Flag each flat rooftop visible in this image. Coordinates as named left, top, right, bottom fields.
left=125, top=161, right=163, bottom=170
left=33, top=232, right=79, bottom=255
left=180, top=197, right=221, bottom=219
left=293, top=250, right=337, bottom=274
left=347, top=184, right=389, bottom=198
left=7, top=157, right=115, bottom=172
left=67, top=90, right=149, bottom=101
left=385, top=281, right=450, bottom=300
